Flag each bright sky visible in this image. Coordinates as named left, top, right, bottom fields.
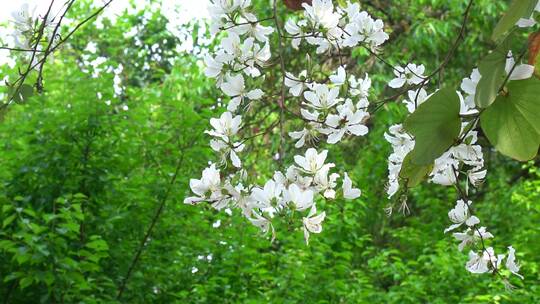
left=0, top=0, right=209, bottom=65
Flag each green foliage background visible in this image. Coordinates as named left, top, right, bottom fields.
left=0, top=0, right=539, bottom=303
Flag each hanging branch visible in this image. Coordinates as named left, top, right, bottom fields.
left=3, top=0, right=115, bottom=108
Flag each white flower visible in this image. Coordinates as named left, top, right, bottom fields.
left=466, top=247, right=504, bottom=274
left=220, top=74, right=263, bottom=112
left=444, top=199, right=480, bottom=233
left=284, top=19, right=306, bottom=49
left=285, top=71, right=307, bottom=96
left=349, top=73, right=371, bottom=104
left=210, top=139, right=245, bottom=168
left=205, top=111, right=242, bottom=141
left=248, top=211, right=275, bottom=239
left=466, top=250, right=489, bottom=274
left=204, top=54, right=224, bottom=80
left=184, top=164, right=222, bottom=204
left=302, top=205, right=326, bottom=245
left=388, top=63, right=425, bottom=89
left=460, top=68, right=481, bottom=109
left=505, top=51, right=534, bottom=81
left=289, top=128, right=309, bottom=148
left=302, top=0, right=340, bottom=31
left=467, top=169, right=487, bottom=187
left=384, top=124, right=415, bottom=198
left=342, top=172, right=361, bottom=199
left=329, top=66, right=346, bottom=85
left=323, top=107, right=369, bottom=144
left=403, top=88, right=428, bottom=113
left=294, top=148, right=331, bottom=174
left=342, top=8, right=389, bottom=49
left=284, top=184, right=314, bottom=211
left=452, top=227, right=493, bottom=252
left=303, top=84, right=340, bottom=110
left=313, top=166, right=339, bottom=198
left=251, top=180, right=284, bottom=209
left=506, top=246, right=523, bottom=279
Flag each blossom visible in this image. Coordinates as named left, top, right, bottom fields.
left=220, top=74, right=263, bottom=111
left=11, top=3, right=54, bottom=49
left=515, top=2, right=540, bottom=28
left=184, top=164, right=222, bottom=205
left=452, top=227, right=493, bottom=252
left=210, top=139, right=245, bottom=168
left=250, top=180, right=284, bottom=209
left=284, top=184, right=314, bottom=211
left=322, top=106, right=369, bottom=144
left=384, top=124, right=415, bottom=197
left=285, top=70, right=307, bottom=96
left=506, top=246, right=523, bottom=279
left=388, top=63, right=426, bottom=89
left=205, top=111, right=242, bottom=141
left=342, top=172, right=361, bottom=199
left=342, top=9, right=388, bottom=49
left=302, top=0, right=340, bottom=31
left=505, top=51, right=534, bottom=81
left=403, top=88, right=428, bottom=113
left=302, top=205, right=326, bottom=245
left=444, top=199, right=480, bottom=233
left=247, top=211, right=275, bottom=240
left=294, top=148, right=331, bottom=174
left=289, top=128, right=309, bottom=148
left=313, top=166, right=339, bottom=198
left=303, top=84, right=340, bottom=110
left=466, top=247, right=504, bottom=274
left=329, top=66, right=346, bottom=85
left=284, top=19, right=307, bottom=49
left=348, top=73, right=371, bottom=105
left=460, top=68, right=481, bottom=109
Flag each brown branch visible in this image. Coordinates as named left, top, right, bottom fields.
left=116, top=152, right=186, bottom=299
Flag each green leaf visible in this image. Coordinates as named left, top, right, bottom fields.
left=403, top=87, right=462, bottom=165
left=475, top=36, right=513, bottom=108
left=480, top=78, right=540, bottom=161
left=491, top=0, right=537, bottom=41
left=3, top=214, right=16, bottom=228
left=399, top=154, right=433, bottom=187
left=9, top=84, right=34, bottom=103
left=19, top=277, right=33, bottom=290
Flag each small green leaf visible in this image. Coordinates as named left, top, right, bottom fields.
left=3, top=214, right=16, bottom=228
left=475, top=36, right=513, bottom=108
left=492, top=0, right=537, bottom=41
left=9, top=84, right=34, bottom=103
left=480, top=78, right=540, bottom=161
left=403, top=87, right=462, bottom=165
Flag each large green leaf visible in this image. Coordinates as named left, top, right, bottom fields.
left=480, top=78, right=540, bottom=161
left=474, top=36, right=513, bottom=108
left=491, top=0, right=537, bottom=41
left=403, top=87, right=462, bottom=165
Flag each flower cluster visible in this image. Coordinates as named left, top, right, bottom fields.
left=186, top=0, right=365, bottom=245
left=287, top=66, right=371, bottom=147
left=445, top=199, right=522, bottom=280
left=185, top=148, right=361, bottom=244
left=384, top=49, right=534, bottom=282
left=285, top=0, right=388, bottom=53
